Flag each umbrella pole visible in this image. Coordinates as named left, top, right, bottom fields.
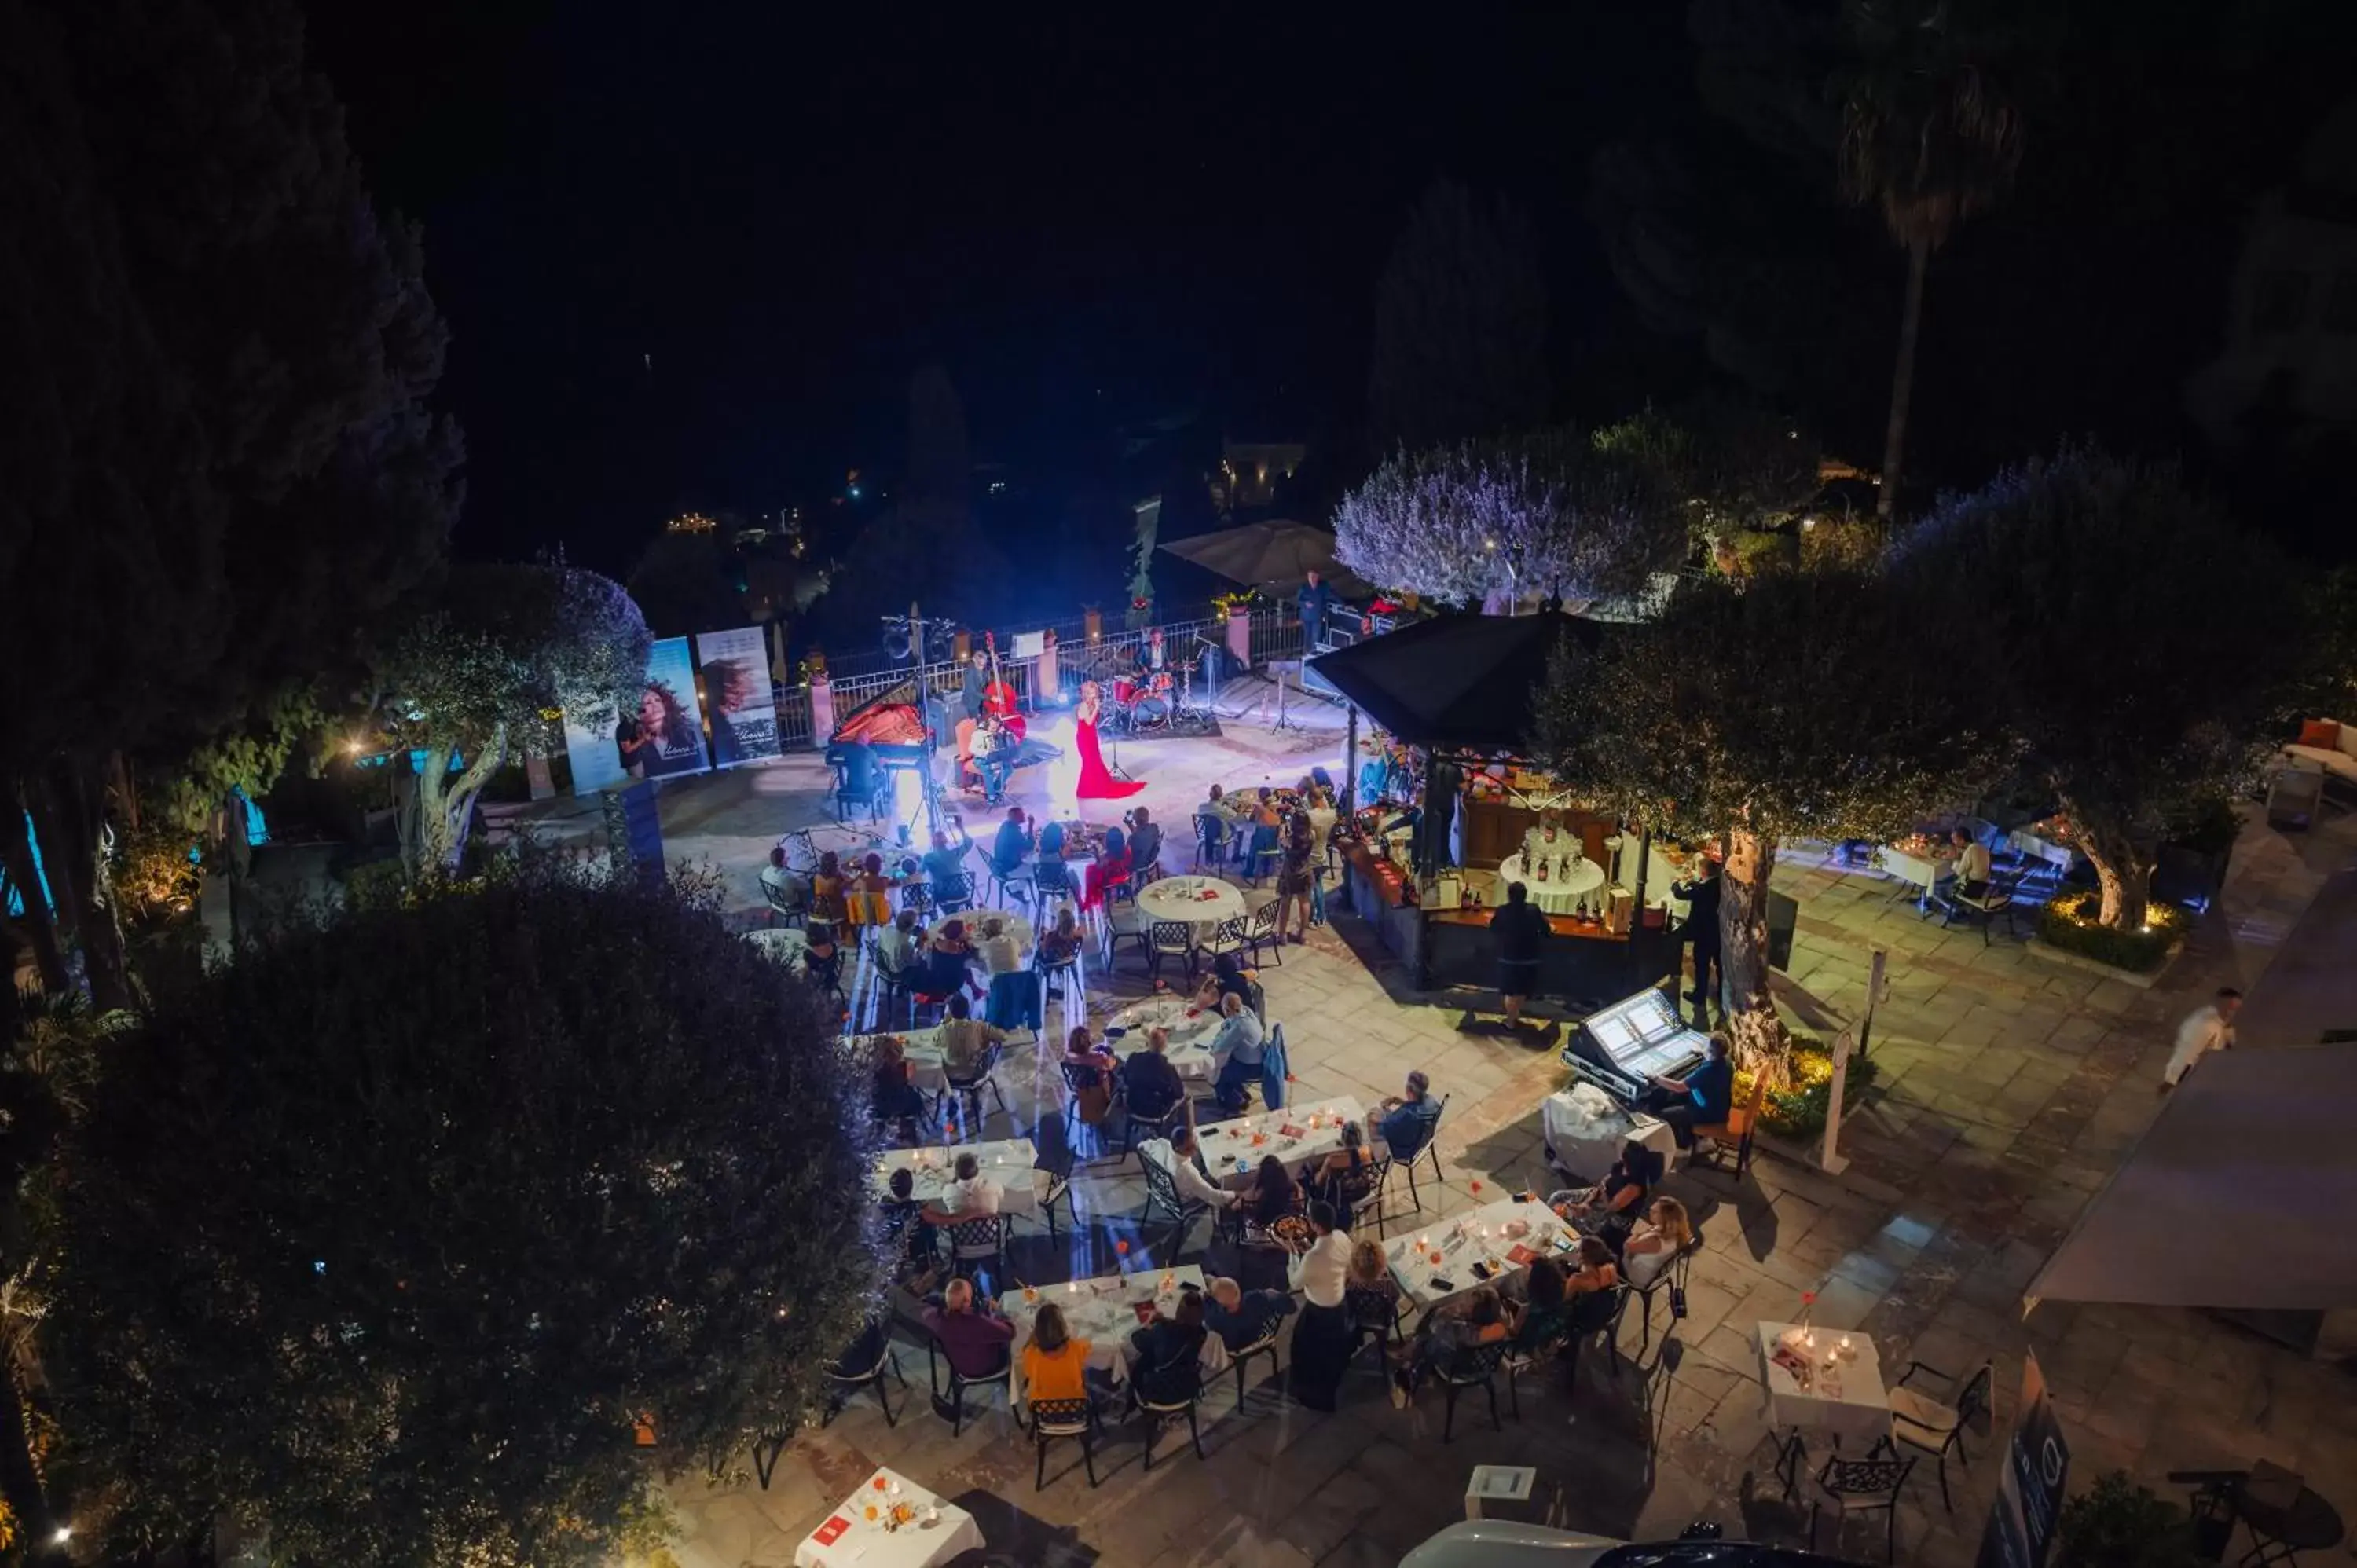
left=1343, top=704, right=1360, bottom=817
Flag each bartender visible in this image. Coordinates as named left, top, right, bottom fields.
left=1671, top=854, right=1722, bottom=1027
left=1642, top=1035, right=1732, bottom=1149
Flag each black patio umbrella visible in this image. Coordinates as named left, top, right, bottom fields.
left=1158, top=520, right=1373, bottom=596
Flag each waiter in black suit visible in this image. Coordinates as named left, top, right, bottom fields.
left=1672, top=854, right=1723, bottom=1026
left=1296, top=570, right=1332, bottom=650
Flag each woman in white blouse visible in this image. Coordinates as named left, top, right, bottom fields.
left=1619, top=1196, right=1695, bottom=1288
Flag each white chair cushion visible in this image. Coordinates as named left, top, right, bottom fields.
left=1890, top=1384, right=1960, bottom=1449
left=2282, top=744, right=2357, bottom=782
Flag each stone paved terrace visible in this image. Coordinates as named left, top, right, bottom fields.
left=560, top=691, right=2357, bottom=1567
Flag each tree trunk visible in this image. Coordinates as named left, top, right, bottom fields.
left=0, top=788, right=70, bottom=998
left=2081, top=830, right=2154, bottom=931
left=412, top=727, right=508, bottom=880
left=0, top=1350, right=60, bottom=1564
left=1719, top=826, right=1792, bottom=1081
left=1877, top=233, right=1930, bottom=521
left=27, top=764, right=130, bottom=1015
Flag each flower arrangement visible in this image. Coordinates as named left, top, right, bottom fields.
left=1211, top=588, right=1259, bottom=616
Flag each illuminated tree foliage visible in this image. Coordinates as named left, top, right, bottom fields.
left=1538, top=567, right=2007, bottom=1069
left=1333, top=428, right=1681, bottom=608
left=377, top=564, right=650, bottom=879
left=46, top=870, right=878, bottom=1567
left=1889, top=446, right=2294, bottom=931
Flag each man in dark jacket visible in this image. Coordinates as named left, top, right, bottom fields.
left=1489, top=879, right=1549, bottom=1026
left=1296, top=570, right=1333, bottom=649
left=1672, top=855, right=1723, bottom=1026
left=1203, top=1275, right=1298, bottom=1354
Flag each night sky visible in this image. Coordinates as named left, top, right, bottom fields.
left=309, top=2, right=2357, bottom=585
left=308, top=5, right=1682, bottom=575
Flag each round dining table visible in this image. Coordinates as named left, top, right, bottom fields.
left=1495, top=852, right=1606, bottom=915
left=1135, top=874, right=1248, bottom=940
left=1103, top=993, right=1226, bottom=1079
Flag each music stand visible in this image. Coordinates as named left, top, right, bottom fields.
left=1267, top=661, right=1306, bottom=736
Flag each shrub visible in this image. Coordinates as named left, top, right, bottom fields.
left=2036, top=888, right=2187, bottom=973
left=2057, top=1471, right=2201, bottom=1568
left=1743, top=1034, right=1879, bottom=1141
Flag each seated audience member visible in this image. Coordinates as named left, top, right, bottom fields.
left=1062, top=1025, right=1118, bottom=1127
left=847, top=852, right=894, bottom=930
left=1127, top=808, right=1164, bottom=881
left=989, top=806, right=1032, bottom=878
left=921, top=1150, right=1005, bottom=1225
left=1565, top=1234, right=1620, bottom=1295
left=1560, top=1140, right=1654, bottom=1237
left=873, top=908, right=922, bottom=978
left=1208, top=992, right=1266, bottom=1115
left=1639, top=1035, right=1732, bottom=1149
left=1948, top=826, right=1993, bottom=899
left=809, top=851, right=848, bottom=924
left=1619, top=1196, right=1695, bottom=1288
left=1306, top=1119, right=1374, bottom=1223
left=1119, top=1026, right=1186, bottom=1123
left=921, top=919, right=980, bottom=998
left=1505, top=1256, right=1571, bottom=1350
left=1391, top=1287, right=1510, bottom=1407
left=1202, top=1276, right=1297, bottom=1354
left=1343, top=1237, right=1402, bottom=1346
left=937, top=994, right=1007, bottom=1075
left=921, top=830, right=968, bottom=892
left=1377, top=1071, right=1442, bottom=1160
left=1127, top=1288, right=1210, bottom=1405
left=977, top=915, right=1022, bottom=976
left=1244, top=1153, right=1305, bottom=1236
left=921, top=1278, right=1014, bottom=1379
left=1083, top=826, right=1131, bottom=910
left=882, top=1167, right=940, bottom=1289
left=803, top=923, right=843, bottom=991
left=1138, top=1122, right=1238, bottom=1213
left=759, top=846, right=808, bottom=910
left=870, top=1036, right=929, bottom=1130
left=1038, top=906, right=1083, bottom=969
left=1020, top=1302, right=1093, bottom=1404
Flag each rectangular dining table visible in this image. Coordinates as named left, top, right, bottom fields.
left=872, top=1138, right=1038, bottom=1215
left=1385, top=1196, right=1578, bottom=1311
left=1002, top=1265, right=1225, bottom=1405
left=1195, top=1096, right=1366, bottom=1189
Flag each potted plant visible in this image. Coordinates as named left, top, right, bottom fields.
left=2055, top=1472, right=2203, bottom=1568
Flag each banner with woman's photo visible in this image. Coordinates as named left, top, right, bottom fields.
left=692, top=626, right=783, bottom=768
left=562, top=636, right=711, bottom=793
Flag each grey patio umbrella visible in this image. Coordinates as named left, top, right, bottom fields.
left=1158, top=520, right=1373, bottom=595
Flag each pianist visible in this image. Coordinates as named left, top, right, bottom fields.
left=1640, top=1035, right=1733, bottom=1148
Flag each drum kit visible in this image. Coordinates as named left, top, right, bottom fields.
left=1106, top=659, right=1209, bottom=735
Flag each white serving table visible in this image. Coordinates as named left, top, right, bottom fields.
left=1104, top=995, right=1225, bottom=1082
left=1196, top=1097, right=1366, bottom=1189
left=1540, top=1084, right=1679, bottom=1181
left=1756, top=1320, right=1893, bottom=1452
left=1135, top=874, right=1248, bottom=940
left=795, top=1467, right=983, bottom=1568
left=1385, top=1196, right=1578, bottom=1311
left=873, top=1138, right=1038, bottom=1215
left=1495, top=852, right=1606, bottom=915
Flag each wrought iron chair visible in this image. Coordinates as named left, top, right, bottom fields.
left=925, top=1334, right=1016, bottom=1438
left=946, top=1214, right=1007, bottom=1291
left=1628, top=1226, right=1706, bottom=1356
left=1437, top=1340, right=1509, bottom=1442
left=1241, top=897, right=1284, bottom=967
left=1136, top=1359, right=1208, bottom=1471
left=1144, top=919, right=1198, bottom=986
left=1888, top=1357, right=1992, bottom=1509
left=1028, top=1396, right=1099, bottom=1490
left=1138, top=1148, right=1210, bottom=1261
left=1809, top=1454, right=1916, bottom=1563
left=820, top=1313, right=903, bottom=1431
left=1227, top=1324, right=1283, bottom=1409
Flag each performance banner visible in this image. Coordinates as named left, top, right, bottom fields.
left=694, top=626, right=783, bottom=768
left=1976, top=1351, right=2069, bottom=1568
left=562, top=636, right=711, bottom=794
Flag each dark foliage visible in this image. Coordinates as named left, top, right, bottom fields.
left=1369, top=179, right=1552, bottom=455
left=46, top=870, right=879, bottom=1566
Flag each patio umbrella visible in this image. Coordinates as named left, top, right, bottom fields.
left=1159, top=520, right=1372, bottom=595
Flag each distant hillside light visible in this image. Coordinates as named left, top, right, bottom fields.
left=665, top=511, right=717, bottom=533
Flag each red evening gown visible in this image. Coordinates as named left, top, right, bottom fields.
left=1073, top=713, right=1145, bottom=803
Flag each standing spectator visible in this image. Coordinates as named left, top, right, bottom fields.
left=1275, top=807, right=1316, bottom=943
left=1672, top=853, right=1723, bottom=1027
left=1304, top=787, right=1340, bottom=926
left=1285, top=1202, right=1354, bottom=1411
left=1296, top=569, right=1333, bottom=649
left=1489, top=880, right=1549, bottom=1027
left=2162, top=987, right=2242, bottom=1090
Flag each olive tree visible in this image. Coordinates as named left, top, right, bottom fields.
left=378, top=563, right=649, bottom=878
left=1538, top=566, right=2009, bottom=1070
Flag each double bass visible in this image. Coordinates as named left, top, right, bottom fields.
left=981, top=632, right=1026, bottom=742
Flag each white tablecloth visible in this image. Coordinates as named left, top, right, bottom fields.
left=1005, top=1266, right=1224, bottom=1403
left=1495, top=852, right=1605, bottom=915
left=930, top=909, right=1032, bottom=956
left=1541, top=1085, right=1679, bottom=1180
left=1196, top=1097, right=1366, bottom=1189
left=745, top=927, right=809, bottom=966
left=1386, top=1197, right=1577, bottom=1311
left=796, top=1467, right=984, bottom=1568
left=857, top=1026, right=1036, bottom=1094
left=1135, top=874, right=1248, bottom=940
left=1105, top=995, right=1224, bottom=1081
left=2007, top=826, right=2075, bottom=871
left=1757, top=1321, right=1892, bottom=1451
left=874, top=1139, right=1038, bottom=1215
left=1873, top=845, right=1950, bottom=902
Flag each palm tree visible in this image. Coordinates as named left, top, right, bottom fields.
left=1838, top=0, right=2026, bottom=519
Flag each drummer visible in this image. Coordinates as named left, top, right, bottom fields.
left=1133, top=626, right=1168, bottom=678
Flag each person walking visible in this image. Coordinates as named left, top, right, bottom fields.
left=2161, top=987, right=2242, bottom=1090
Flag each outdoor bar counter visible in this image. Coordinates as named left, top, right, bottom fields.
left=1422, top=903, right=1670, bottom=1008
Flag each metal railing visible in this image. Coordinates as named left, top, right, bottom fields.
left=772, top=603, right=1326, bottom=746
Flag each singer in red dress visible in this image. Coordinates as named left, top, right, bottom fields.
left=1073, top=681, right=1145, bottom=803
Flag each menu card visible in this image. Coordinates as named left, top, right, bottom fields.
left=812, top=1515, right=852, bottom=1547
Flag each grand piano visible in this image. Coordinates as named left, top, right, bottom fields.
left=825, top=676, right=1061, bottom=819
left=1545, top=984, right=1706, bottom=1179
